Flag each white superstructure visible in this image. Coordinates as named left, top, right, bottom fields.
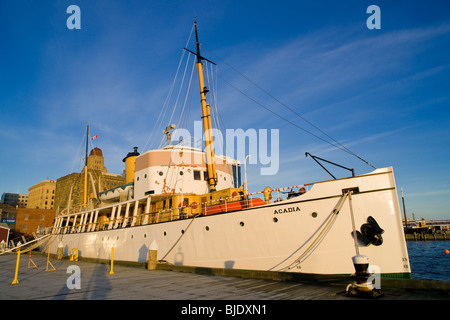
left=133, top=145, right=241, bottom=199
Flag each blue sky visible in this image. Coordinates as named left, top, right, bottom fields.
left=1, top=0, right=449, bottom=220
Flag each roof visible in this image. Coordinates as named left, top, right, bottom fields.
left=90, top=147, right=103, bottom=157
left=0, top=223, right=10, bottom=230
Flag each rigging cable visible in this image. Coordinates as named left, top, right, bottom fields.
left=175, top=56, right=197, bottom=141
left=143, top=23, right=195, bottom=151
left=204, top=60, right=225, bottom=154
left=204, top=47, right=376, bottom=169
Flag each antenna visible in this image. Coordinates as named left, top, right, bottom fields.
left=163, top=124, right=176, bottom=145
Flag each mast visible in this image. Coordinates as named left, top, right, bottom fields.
left=84, top=124, right=89, bottom=207
left=193, top=22, right=218, bottom=191
left=401, top=187, right=408, bottom=232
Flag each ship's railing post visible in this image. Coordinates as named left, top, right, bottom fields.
left=87, top=211, right=94, bottom=232
left=53, top=218, right=60, bottom=234
left=77, top=213, right=85, bottom=233
left=58, top=217, right=64, bottom=234
left=51, top=218, right=57, bottom=234
left=71, top=215, right=78, bottom=233
left=142, top=197, right=151, bottom=225
left=131, top=200, right=139, bottom=227
left=80, top=213, right=86, bottom=232
left=114, top=205, right=122, bottom=229
left=84, top=213, right=89, bottom=231
left=91, top=210, right=99, bottom=232
left=84, top=213, right=89, bottom=232
left=63, top=216, right=70, bottom=234
left=122, top=202, right=131, bottom=228
left=108, top=206, right=117, bottom=230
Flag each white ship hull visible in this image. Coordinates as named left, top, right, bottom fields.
left=42, top=167, right=411, bottom=277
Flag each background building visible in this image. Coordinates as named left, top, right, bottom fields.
left=1, top=193, right=28, bottom=208
left=27, top=180, right=56, bottom=209
left=54, top=147, right=125, bottom=213
left=15, top=208, right=56, bottom=237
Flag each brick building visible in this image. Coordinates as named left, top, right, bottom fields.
left=15, top=208, right=56, bottom=236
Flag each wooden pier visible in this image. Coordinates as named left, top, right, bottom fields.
left=1, top=252, right=449, bottom=305
left=405, top=232, right=448, bottom=241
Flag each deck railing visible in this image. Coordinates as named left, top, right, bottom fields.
left=49, top=182, right=314, bottom=235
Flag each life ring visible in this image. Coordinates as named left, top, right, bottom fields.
left=191, top=202, right=198, bottom=209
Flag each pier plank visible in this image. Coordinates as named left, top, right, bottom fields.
left=0, top=253, right=448, bottom=301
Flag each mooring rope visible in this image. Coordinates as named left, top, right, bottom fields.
left=159, top=213, right=200, bottom=262
left=274, top=191, right=351, bottom=271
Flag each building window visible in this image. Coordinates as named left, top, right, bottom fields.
left=194, top=170, right=201, bottom=181
left=24, top=214, right=29, bottom=221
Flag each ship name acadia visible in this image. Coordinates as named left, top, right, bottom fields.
left=273, top=206, right=301, bottom=214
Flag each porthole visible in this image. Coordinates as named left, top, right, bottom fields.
left=144, top=174, right=147, bottom=179
left=311, top=212, right=318, bottom=218
left=117, top=236, right=119, bottom=240
left=181, top=229, right=185, bottom=234
left=239, top=221, right=245, bottom=227
left=159, top=171, right=163, bottom=176
left=137, top=177, right=140, bottom=181
left=131, top=235, right=134, bottom=239
left=205, top=226, right=210, bottom=231
left=163, top=231, right=167, bottom=236
left=144, top=234, right=147, bottom=238
left=179, top=171, right=184, bottom=176
left=273, top=217, right=278, bottom=223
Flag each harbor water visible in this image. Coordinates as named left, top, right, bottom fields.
left=406, top=241, right=450, bottom=282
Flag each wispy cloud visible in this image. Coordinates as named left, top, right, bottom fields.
left=408, top=189, right=450, bottom=198
left=215, top=22, right=450, bottom=127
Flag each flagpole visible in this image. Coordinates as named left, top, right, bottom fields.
left=84, top=124, right=89, bottom=208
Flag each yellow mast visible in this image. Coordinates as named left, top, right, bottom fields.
left=193, top=22, right=218, bottom=191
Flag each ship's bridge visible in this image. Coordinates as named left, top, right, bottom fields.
left=133, top=145, right=241, bottom=199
